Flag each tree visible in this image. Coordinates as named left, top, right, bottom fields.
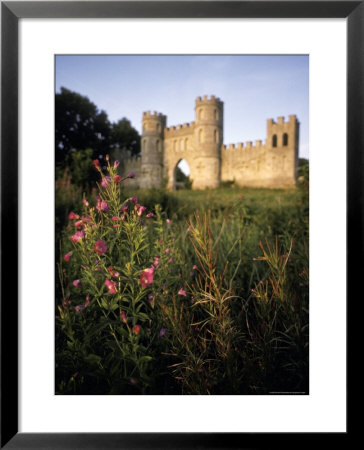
left=55, top=87, right=112, bottom=166
left=111, top=118, right=140, bottom=157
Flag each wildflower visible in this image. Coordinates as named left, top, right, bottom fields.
left=107, top=266, right=119, bottom=278
left=68, top=211, right=79, bottom=220
left=128, top=172, right=135, bottom=179
left=166, top=219, right=171, bottom=225
left=64, top=251, right=73, bottom=262
left=105, top=278, right=116, bottom=294
left=83, top=198, right=89, bottom=207
left=193, top=265, right=198, bottom=270
left=113, top=160, right=120, bottom=168
left=162, top=284, right=167, bottom=291
left=105, top=154, right=109, bottom=162
left=93, top=159, right=100, bottom=169
left=130, top=196, right=138, bottom=203
left=74, top=220, right=83, bottom=228
left=96, top=197, right=109, bottom=212
left=137, top=206, right=147, bottom=216
left=148, top=294, right=155, bottom=307
left=73, top=280, right=81, bottom=288
left=118, top=311, right=127, bottom=324
left=165, top=248, right=170, bottom=254
left=178, top=288, right=187, bottom=297
left=133, top=324, right=141, bottom=335
left=75, top=305, right=85, bottom=314
left=120, top=204, right=128, bottom=212
left=169, top=257, right=174, bottom=263
left=114, top=175, right=122, bottom=183
left=112, top=216, right=119, bottom=221
left=159, top=328, right=167, bottom=338
left=146, top=212, right=154, bottom=218
left=71, top=230, right=84, bottom=243
left=140, top=267, right=154, bottom=288
left=101, top=176, right=111, bottom=188
left=94, top=240, right=107, bottom=255
left=85, top=294, right=91, bottom=307
left=153, top=256, right=160, bottom=267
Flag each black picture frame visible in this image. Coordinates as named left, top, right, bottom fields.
left=1, top=1, right=357, bottom=448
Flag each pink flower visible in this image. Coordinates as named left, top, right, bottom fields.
left=140, top=267, right=154, bottom=288
left=120, top=311, right=127, bottom=323
left=133, top=324, right=141, bottom=335
left=159, top=328, right=167, bottom=337
left=74, top=220, right=83, bottom=228
left=64, top=251, right=73, bottom=262
left=83, top=198, right=89, bottom=207
left=128, top=172, right=135, bottom=179
left=113, top=160, right=120, bottom=168
left=75, top=305, right=85, bottom=313
left=94, top=240, right=107, bottom=255
left=85, top=294, right=91, bottom=307
left=112, top=216, right=120, bottom=221
left=101, top=176, right=111, bottom=188
left=148, top=294, right=155, bottom=307
left=130, top=196, right=138, bottom=203
left=169, top=257, right=174, bottom=263
left=166, top=219, right=171, bottom=225
left=137, top=206, right=147, bottom=216
left=193, top=265, right=198, bottom=270
left=73, top=279, right=81, bottom=288
left=71, top=230, right=85, bottom=243
left=68, top=211, right=79, bottom=220
left=120, top=204, right=128, bottom=212
left=114, top=175, right=122, bottom=183
left=165, top=248, right=170, bottom=254
left=105, top=278, right=116, bottom=294
left=146, top=212, right=154, bottom=218
left=93, top=159, right=100, bottom=169
left=96, top=199, right=109, bottom=212
left=153, top=256, right=160, bottom=267
left=107, top=266, right=120, bottom=278
left=178, top=288, right=187, bottom=297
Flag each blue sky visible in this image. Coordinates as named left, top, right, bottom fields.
left=56, top=55, right=309, bottom=160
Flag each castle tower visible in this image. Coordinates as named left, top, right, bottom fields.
left=140, top=111, right=166, bottom=189
left=192, top=95, right=224, bottom=189
left=266, top=114, right=299, bottom=186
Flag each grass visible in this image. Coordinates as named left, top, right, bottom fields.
left=56, top=179, right=308, bottom=395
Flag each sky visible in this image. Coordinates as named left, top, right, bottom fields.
left=55, top=55, right=309, bottom=167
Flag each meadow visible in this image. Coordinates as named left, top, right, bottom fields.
left=55, top=160, right=309, bottom=395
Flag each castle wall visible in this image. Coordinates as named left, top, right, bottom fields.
left=115, top=96, right=299, bottom=190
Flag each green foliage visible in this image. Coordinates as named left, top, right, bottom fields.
left=111, top=118, right=141, bottom=157
left=55, top=87, right=141, bottom=173
left=56, top=87, right=112, bottom=165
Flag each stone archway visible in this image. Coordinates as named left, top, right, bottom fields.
left=173, top=159, right=191, bottom=190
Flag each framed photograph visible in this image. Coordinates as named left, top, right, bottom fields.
left=1, top=1, right=357, bottom=448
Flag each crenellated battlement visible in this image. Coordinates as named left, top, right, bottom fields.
left=164, top=121, right=195, bottom=137
left=143, top=111, right=165, bottom=119
left=195, top=94, right=223, bottom=105
left=223, top=139, right=265, bottom=152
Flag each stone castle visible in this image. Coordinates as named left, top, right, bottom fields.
left=115, top=95, right=299, bottom=190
